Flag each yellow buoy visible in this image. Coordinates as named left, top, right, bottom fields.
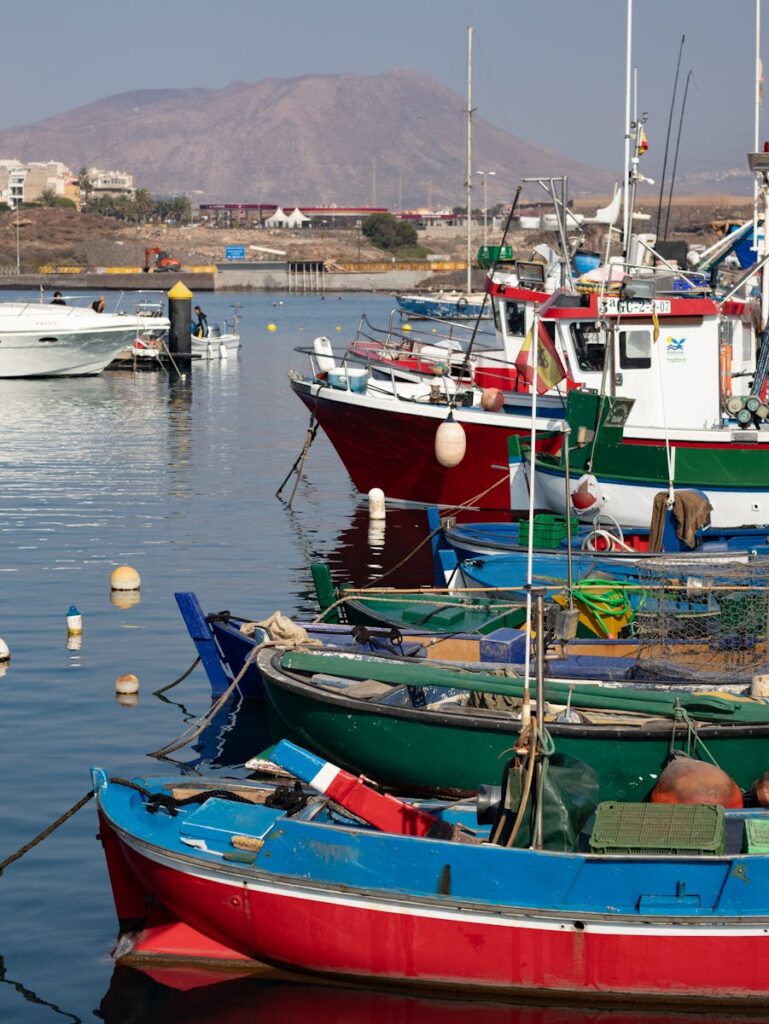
left=115, top=673, right=139, bottom=695
left=434, top=411, right=466, bottom=468
left=111, top=565, right=141, bottom=591
left=267, top=323, right=277, bottom=332
left=403, top=323, right=412, bottom=332
left=335, top=326, right=342, bottom=332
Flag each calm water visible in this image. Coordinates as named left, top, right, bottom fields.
left=0, top=290, right=706, bottom=1023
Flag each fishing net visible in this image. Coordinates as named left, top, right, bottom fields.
left=626, top=556, right=769, bottom=689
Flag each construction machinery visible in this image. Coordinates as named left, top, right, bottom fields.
left=144, top=248, right=181, bottom=273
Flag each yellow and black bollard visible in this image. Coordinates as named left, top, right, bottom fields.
left=167, top=281, right=192, bottom=363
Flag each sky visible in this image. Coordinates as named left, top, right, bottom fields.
left=5, top=0, right=766, bottom=183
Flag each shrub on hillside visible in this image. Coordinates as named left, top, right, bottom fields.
left=361, top=213, right=426, bottom=258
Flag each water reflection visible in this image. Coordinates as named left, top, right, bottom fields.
left=97, top=966, right=763, bottom=1024
left=0, top=954, right=81, bottom=1023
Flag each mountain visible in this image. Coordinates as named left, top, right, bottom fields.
left=0, top=71, right=614, bottom=205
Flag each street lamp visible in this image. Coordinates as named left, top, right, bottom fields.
left=476, top=170, right=496, bottom=246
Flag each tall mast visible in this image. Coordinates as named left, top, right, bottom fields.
left=622, top=0, right=633, bottom=255
left=466, top=25, right=474, bottom=295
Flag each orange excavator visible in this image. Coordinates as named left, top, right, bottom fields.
left=143, top=247, right=181, bottom=272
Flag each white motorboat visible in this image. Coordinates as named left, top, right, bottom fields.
left=191, top=322, right=241, bottom=360
left=0, top=302, right=163, bottom=378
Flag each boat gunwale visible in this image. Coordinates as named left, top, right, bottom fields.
left=256, top=649, right=769, bottom=739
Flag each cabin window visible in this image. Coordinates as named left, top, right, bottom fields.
left=570, top=322, right=607, bottom=372
left=619, top=329, right=651, bottom=369
left=504, top=301, right=526, bottom=338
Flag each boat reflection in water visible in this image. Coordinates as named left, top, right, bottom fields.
left=97, top=966, right=765, bottom=1024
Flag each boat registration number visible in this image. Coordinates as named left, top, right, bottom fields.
left=599, top=298, right=671, bottom=315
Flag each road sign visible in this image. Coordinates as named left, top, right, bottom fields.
left=225, top=245, right=246, bottom=261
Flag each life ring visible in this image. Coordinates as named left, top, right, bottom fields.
left=456, top=297, right=469, bottom=311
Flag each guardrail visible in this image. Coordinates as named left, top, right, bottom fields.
left=333, top=261, right=467, bottom=273
left=38, top=265, right=86, bottom=274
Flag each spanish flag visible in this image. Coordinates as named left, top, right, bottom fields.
left=514, top=321, right=567, bottom=395
left=637, top=128, right=649, bottom=156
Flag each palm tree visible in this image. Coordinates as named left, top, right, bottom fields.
left=77, top=168, right=93, bottom=211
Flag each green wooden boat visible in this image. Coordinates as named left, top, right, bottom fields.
left=256, top=647, right=769, bottom=801
left=311, top=562, right=529, bottom=635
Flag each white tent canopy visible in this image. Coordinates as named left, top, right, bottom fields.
left=265, top=206, right=289, bottom=227
left=286, top=207, right=311, bottom=228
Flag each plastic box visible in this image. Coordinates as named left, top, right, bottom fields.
left=518, top=514, right=579, bottom=550
left=743, top=818, right=769, bottom=854
left=589, top=802, right=725, bottom=856
left=327, top=367, right=369, bottom=393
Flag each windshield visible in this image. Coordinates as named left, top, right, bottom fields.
left=570, top=322, right=608, bottom=372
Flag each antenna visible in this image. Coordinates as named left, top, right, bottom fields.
left=655, top=35, right=686, bottom=239
left=662, top=70, right=693, bottom=241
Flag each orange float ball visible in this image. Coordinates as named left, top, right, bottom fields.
left=481, top=388, right=504, bottom=412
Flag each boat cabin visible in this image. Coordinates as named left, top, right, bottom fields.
left=539, top=286, right=757, bottom=432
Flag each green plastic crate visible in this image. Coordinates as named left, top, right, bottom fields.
left=743, top=818, right=769, bottom=854
left=476, top=244, right=513, bottom=268
left=589, top=802, right=725, bottom=856
left=518, top=514, right=579, bottom=551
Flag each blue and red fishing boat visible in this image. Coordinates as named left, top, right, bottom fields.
left=95, top=739, right=769, bottom=1006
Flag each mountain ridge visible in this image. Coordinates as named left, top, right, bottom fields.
left=0, top=70, right=615, bottom=205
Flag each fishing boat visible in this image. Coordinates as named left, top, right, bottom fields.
left=94, top=739, right=769, bottom=1004
left=395, top=291, right=490, bottom=321
left=0, top=301, right=163, bottom=377
left=255, top=647, right=769, bottom=798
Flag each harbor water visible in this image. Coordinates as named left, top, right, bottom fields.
left=0, top=290, right=714, bottom=1023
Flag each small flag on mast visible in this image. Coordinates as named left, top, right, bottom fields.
left=514, top=321, right=567, bottom=395
left=637, top=128, right=649, bottom=156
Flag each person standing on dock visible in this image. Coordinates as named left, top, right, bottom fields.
left=193, top=305, right=208, bottom=337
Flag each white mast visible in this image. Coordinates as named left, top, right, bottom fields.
left=622, top=0, right=633, bottom=255
left=466, top=25, right=474, bottom=295
left=757, top=0, right=769, bottom=329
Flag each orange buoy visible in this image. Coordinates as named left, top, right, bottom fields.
left=650, top=756, right=743, bottom=808
left=752, top=771, right=769, bottom=807
left=481, top=387, right=504, bottom=412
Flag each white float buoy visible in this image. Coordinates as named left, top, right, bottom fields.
left=66, top=604, right=83, bottom=636
left=434, top=411, right=467, bottom=468
left=115, top=673, right=140, bottom=695
left=0, top=637, right=9, bottom=662
left=368, top=487, right=386, bottom=521
left=111, top=565, right=141, bottom=592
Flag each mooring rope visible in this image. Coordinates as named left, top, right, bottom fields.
left=0, top=791, right=94, bottom=877
left=152, top=655, right=201, bottom=696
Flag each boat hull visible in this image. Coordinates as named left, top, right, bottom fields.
left=259, top=657, right=769, bottom=800
left=191, top=333, right=240, bottom=360
left=290, top=377, right=561, bottom=511
left=101, top=811, right=769, bottom=1005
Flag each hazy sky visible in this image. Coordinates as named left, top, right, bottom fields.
left=5, top=0, right=765, bottom=178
